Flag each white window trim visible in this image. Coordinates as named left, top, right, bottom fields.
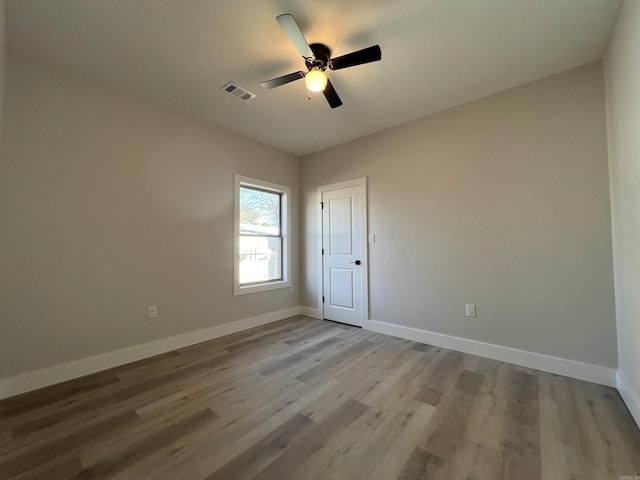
left=234, top=174, right=291, bottom=296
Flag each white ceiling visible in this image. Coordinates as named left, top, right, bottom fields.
left=6, top=0, right=622, bottom=156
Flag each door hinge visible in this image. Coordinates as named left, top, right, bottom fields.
left=322, top=248, right=324, bottom=255
left=322, top=296, right=325, bottom=303
left=320, top=201, right=324, bottom=210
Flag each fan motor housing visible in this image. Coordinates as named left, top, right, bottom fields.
left=307, top=43, right=332, bottom=71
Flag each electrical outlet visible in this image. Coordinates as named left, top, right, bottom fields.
left=465, top=304, right=476, bottom=318
left=147, top=305, right=158, bottom=319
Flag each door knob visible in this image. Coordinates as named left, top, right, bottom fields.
left=349, top=260, right=362, bottom=265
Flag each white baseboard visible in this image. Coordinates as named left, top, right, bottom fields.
left=617, top=371, right=640, bottom=428
left=0, top=310, right=622, bottom=402
left=0, top=306, right=301, bottom=400
left=366, top=320, right=617, bottom=388
left=300, top=306, right=322, bottom=319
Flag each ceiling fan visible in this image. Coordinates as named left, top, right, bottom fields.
left=260, top=14, right=382, bottom=109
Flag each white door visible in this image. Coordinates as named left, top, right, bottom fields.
left=321, top=179, right=367, bottom=327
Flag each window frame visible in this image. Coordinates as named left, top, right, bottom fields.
left=234, top=174, right=291, bottom=296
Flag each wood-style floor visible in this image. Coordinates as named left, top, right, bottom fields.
left=1, top=316, right=639, bottom=480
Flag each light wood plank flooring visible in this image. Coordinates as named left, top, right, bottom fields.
left=1, top=316, right=639, bottom=479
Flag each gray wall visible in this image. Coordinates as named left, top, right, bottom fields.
left=0, top=54, right=300, bottom=378
left=604, top=0, right=640, bottom=411
left=0, top=0, right=6, bottom=141
left=302, top=62, right=617, bottom=368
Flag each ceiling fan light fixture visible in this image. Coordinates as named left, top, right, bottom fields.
left=261, top=14, right=382, bottom=108
left=305, top=68, right=327, bottom=92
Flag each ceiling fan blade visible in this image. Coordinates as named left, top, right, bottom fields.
left=276, top=14, right=314, bottom=60
left=323, top=79, right=343, bottom=109
left=329, top=45, right=382, bottom=70
left=260, top=71, right=305, bottom=89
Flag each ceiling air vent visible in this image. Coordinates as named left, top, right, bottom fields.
left=221, top=82, right=256, bottom=102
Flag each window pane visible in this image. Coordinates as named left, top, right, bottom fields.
left=239, top=235, right=282, bottom=284
left=239, top=187, right=280, bottom=235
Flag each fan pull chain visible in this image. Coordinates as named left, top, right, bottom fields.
left=308, top=91, right=311, bottom=100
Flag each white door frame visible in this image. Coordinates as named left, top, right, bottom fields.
left=317, top=177, right=369, bottom=327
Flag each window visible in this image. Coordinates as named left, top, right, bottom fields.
left=234, top=175, right=290, bottom=295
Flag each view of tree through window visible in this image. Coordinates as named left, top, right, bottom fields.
left=239, top=186, right=282, bottom=284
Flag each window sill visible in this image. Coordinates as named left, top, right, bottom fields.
left=234, top=280, right=291, bottom=296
